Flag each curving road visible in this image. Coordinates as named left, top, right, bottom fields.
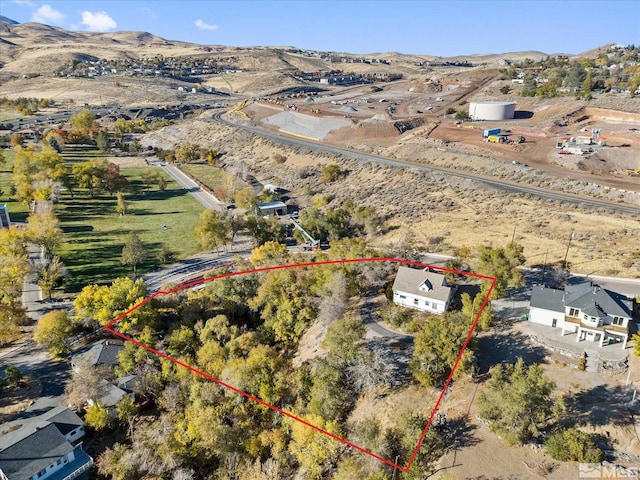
left=213, top=112, right=640, bottom=216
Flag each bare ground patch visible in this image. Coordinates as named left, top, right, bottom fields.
left=0, top=375, right=42, bottom=424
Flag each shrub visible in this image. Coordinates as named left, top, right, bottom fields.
left=446, top=107, right=457, bottom=115
left=273, top=154, right=287, bottom=164
left=321, top=164, right=344, bottom=183
left=454, top=110, right=471, bottom=121
left=546, top=428, right=603, bottom=462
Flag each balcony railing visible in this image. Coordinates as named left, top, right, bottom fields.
left=56, top=448, right=93, bottom=480
left=564, top=316, right=628, bottom=334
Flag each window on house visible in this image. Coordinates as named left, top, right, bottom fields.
left=399, top=295, right=406, bottom=300
left=568, top=308, right=579, bottom=317
left=414, top=298, right=419, bottom=306
left=612, top=316, right=625, bottom=326
left=433, top=302, right=438, bottom=309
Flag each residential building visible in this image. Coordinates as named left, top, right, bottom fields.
left=0, top=407, right=92, bottom=480
left=89, top=380, right=133, bottom=409
left=69, top=340, right=123, bottom=372
left=392, top=266, right=454, bottom=314
left=529, top=281, right=634, bottom=349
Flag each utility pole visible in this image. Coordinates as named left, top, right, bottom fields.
left=563, top=229, right=574, bottom=271
left=510, top=224, right=516, bottom=245
left=541, top=249, right=548, bottom=286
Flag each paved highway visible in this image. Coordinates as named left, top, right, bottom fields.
left=213, top=112, right=640, bottom=216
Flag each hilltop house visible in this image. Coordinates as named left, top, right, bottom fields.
left=528, top=281, right=634, bottom=349
left=0, top=407, right=92, bottom=480
left=392, top=266, right=454, bottom=314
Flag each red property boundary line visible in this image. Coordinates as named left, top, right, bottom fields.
left=103, top=257, right=496, bottom=472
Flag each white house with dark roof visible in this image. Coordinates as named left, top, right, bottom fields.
left=529, top=281, right=634, bottom=349
left=392, top=266, right=454, bottom=314
left=0, top=407, right=92, bottom=480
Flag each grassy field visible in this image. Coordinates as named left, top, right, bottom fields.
left=60, top=145, right=106, bottom=163
left=0, top=110, right=22, bottom=122
left=0, top=149, right=29, bottom=223
left=57, top=164, right=204, bottom=291
left=2, top=145, right=206, bottom=291
left=180, top=163, right=243, bottom=201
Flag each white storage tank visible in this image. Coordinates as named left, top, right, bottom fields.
left=469, top=101, right=516, bottom=121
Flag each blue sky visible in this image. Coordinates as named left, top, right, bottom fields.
left=2, top=1, right=639, bottom=56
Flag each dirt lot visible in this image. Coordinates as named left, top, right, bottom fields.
left=0, top=375, right=42, bottom=424
left=258, top=77, right=640, bottom=195
left=142, top=112, right=640, bottom=278
left=429, top=318, right=640, bottom=480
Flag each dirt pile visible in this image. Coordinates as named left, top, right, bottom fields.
left=325, top=121, right=399, bottom=143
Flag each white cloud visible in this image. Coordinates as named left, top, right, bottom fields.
left=80, top=11, right=116, bottom=32
left=31, top=4, right=65, bottom=25
left=195, top=19, right=218, bottom=31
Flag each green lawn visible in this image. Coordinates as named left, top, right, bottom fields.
left=2, top=145, right=205, bottom=292
left=57, top=166, right=204, bottom=291
left=61, top=145, right=106, bottom=163
left=0, top=149, right=29, bottom=223
left=180, top=163, right=243, bottom=201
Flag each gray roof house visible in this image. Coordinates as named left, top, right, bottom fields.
left=0, top=407, right=92, bottom=480
left=90, top=380, right=132, bottom=409
left=392, top=266, right=454, bottom=315
left=529, top=281, right=634, bottom=349
left=70, top=340, right=123, bottom=371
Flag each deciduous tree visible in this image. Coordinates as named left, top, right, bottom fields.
left=73, top=277, right=154, bottom=332
left=193, top=209, right=231, bottom=254
left=25, top=209, right=63, bottom=259
left=72, top=158, right=108, bottom=197
left=248, top=269, right=317, bottom=348
left=246, top=215, right=285, bottom=246
left=234, top=187, right=256, bottom=210
left=69, top=109, right=97, bottom=134
left=115, top=192, right=127, bottom=216
left=287, top=412, right=342, bottom=479
left=121, top=232, right=147, bottom=277
left=104, top=162, right=129, bottom=195
left=249, top=241, right=289, bottom=267
left=34, top=310, right=72, bottom=357
left=0, top=226, right=30, bottom=301
left=85, top=401, right=110, bottom=430
left=12, top=146, right=64, bottom=207
left=174, top=142, right=200, bottom=163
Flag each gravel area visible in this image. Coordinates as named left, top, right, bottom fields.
left=262, top=110, right=352, bottom=140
